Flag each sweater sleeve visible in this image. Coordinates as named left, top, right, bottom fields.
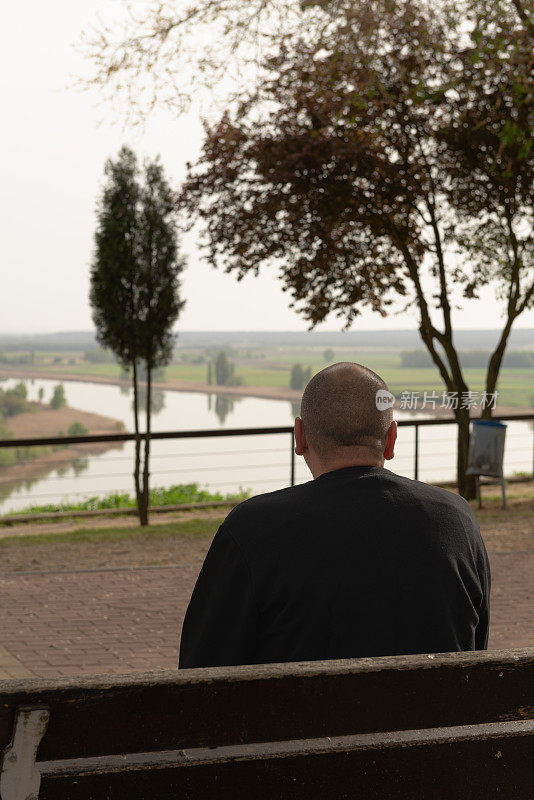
left=178, top=524, right=258, bottom=668
left=474, top=539, right=491, bottom=650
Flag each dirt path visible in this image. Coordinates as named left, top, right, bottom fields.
left=0, top=509, right=225, bottom=572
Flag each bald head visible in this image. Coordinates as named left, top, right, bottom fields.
left=300, top=362, right=393, bottom=457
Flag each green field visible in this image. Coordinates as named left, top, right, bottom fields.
left=1, top=346, right=532, bottom=408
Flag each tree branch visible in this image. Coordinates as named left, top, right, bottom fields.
left=511, top=0, right=534, bottom=33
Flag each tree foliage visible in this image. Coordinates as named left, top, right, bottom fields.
left=77, top=0, right=323, bottom=124
left=177, top=0, right=534, bottom=496
left=50, top=384, right=66, bottom=410
left=214, top=350, right=236, bottom=385
left=0, top=383, right=30, bottom=417
left=290, top=363, right=311, bottom=389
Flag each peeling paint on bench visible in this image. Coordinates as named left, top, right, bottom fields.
left=0, top=707, right=49, bottom=800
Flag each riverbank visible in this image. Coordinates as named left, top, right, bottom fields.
left=0, top=404, right=124, bottom=488
left=0, top=367, right=303, bottom=403
left=0, top=367, right=530, bottom=415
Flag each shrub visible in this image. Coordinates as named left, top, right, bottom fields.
left=67, top=421, right=89, bottom=436
left=50, top=384, right=66, bottom=409
left=0, top=384, right=29, bottom=417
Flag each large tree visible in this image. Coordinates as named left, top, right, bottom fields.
left=90, top=146, right=186, bottom=524
left=176, top=0, right=533, bottom=497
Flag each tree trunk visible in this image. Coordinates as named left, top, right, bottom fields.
left=417, top=323, right=476, bottom=498
left=455, top=407, right=476, bottom=500
left=132, top=359, right=146, bottom=525
left=140, top=361, right=152, bottom=527
left=481, top=315, right=514, bottom=421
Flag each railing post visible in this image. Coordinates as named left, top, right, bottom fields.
left=290, top=432, right=296, bottom=487
left=414, top=424, right=419, bottom=481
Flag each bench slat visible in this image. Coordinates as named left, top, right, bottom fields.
left=37, top=723, right=534, bottom=800
left=0, top=649, right=532, bottom=761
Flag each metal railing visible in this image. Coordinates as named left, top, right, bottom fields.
left=1, top=413, right=533, bottom=489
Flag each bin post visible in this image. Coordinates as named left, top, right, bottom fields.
left=414, top=424, right=419, bottom=481
left=290, top=432, right=295, bottom=487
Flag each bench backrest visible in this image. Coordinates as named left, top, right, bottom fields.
left=1, top=648, right=533, bottom=799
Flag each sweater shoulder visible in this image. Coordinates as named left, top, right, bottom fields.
left=225, top=480, right=314, bottom=525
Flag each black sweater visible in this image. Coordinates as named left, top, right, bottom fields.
left=179, top=465, right=490, bottom=668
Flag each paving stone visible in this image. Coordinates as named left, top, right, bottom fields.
left=0, top=553, right=532, bottom=679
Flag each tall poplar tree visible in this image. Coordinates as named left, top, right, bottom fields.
left=90, top=146, right=186, bottom=525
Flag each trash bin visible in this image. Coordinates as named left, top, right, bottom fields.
left=466, top=419, right=507, bottom=508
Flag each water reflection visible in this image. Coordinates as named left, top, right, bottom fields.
left=0, top=441, right=117, bottom=514
left=71, top=457, right=89, bottom=477
left=0, top=475, right=39, bottom=504
left=118, top=371, right=167, bottom=416
left=215, top=395, right=235, bottom=425
left=205, top=393, right=244, bottom=425
left=137, top=387, right=166, bottom=415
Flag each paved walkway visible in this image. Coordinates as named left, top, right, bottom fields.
left=1, top=552, right=532, bottom=679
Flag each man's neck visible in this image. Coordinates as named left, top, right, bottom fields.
left=309, top=454, right=385, bottom=480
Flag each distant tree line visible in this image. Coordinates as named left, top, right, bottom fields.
left=290, top=364, right=312, bottom=391
left=84, top=347, right=116, bottom=364
left=0, top=382, right=67, bottom=419
left=174, top=351, right=206, bottom=365
left=401, top=350, right=534, bottom=369
left=0, top=352, right=35, bottom=365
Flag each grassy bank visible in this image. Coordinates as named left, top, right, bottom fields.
left=0, top=514, right=224, bottom=547
left=0, top=481, right=531, bottom=557
left=2, top=483, right=249, bottom=518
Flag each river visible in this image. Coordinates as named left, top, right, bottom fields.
left=0, top=377, right=532, bottom=514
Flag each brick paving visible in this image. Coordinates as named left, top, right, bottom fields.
left=0, top=552, right=532, bottom=680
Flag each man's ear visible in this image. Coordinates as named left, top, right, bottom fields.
left=294, top=416, right=308, bottom=456
left=384, top=420, right=397, bottom=461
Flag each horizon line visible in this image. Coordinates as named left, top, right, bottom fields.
left=2, top=327, right=534, bottom=336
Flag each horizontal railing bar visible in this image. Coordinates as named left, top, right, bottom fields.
left=0, top=427, right=293, bottom=448
left=0, top=413, right=532, bottom=449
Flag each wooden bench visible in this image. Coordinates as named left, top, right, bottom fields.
left=0, top=648, right=532, bottom=799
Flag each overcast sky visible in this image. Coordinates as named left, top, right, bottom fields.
left=2, top=0, right=533, bottom=335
